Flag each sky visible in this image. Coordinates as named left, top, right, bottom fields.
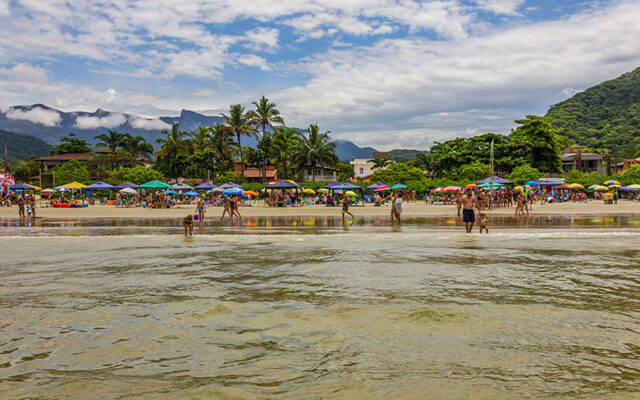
left=1, top=0, right=640, bottom=150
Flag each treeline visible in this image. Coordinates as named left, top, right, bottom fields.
left=0, top=129, right=54, bottom=161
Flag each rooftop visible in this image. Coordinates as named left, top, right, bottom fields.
left=36, top=153, right=95, bottom=161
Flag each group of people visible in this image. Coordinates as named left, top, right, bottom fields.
left=183, top=195, right=243, bottom=235
left=2, top=192, right=37, bottom=219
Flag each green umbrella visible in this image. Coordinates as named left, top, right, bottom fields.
left=345, top=190, right=358, bottom=197
left=139, top=180, right=172, bottom=189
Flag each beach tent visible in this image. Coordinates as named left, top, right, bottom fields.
left=173, top=182, right=193, bottom=190
left=9, top=182, right=36, bottom=191
left=266, top=180, right=302, bottom=190
left=88, top=182, right=114, bottom=190
left=113, top=182, right=138, bottom=190
left=367, top=182, right=387, bottom=190
left=220, top=182, right=243, bottom=189
left=119, top=187, right=137, bottom=195
left=183, top=191, right=199, bottom=196
left=140, top=180, right=172, bottom=189
left=476, top=176, right=513, bottom=185
left=195, top=182, right=217, bottom=190
left=390, top=183, right=407, bottom=189
left=477, top=182, right=504, bottom=188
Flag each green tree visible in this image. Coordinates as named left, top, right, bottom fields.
left=221, top=104, right=257, bottom=174
left=121, top=165, right=163, bottom=184
left=54, top=159, right=90, bottom=185
left=188, top=126, right=213, bottom=152
left=509, top=116, right=562, bottom=173
left=272, top=127, right=297, bottom=178
left=337, top=162, right=355, bottom=182
left=370, top=162, right=425, bottom=183
left=210, top=123, right=236, bottom=174
left=123, top=134, right=153, bottom=158
left=507, top=165, right=542, bottom=185
left=13, top=156, right=41, bottom=182
left=370, top=154, right=392, bottom=170
left=55, top=133, right=93, bottom=154
left=622, top=164, right=640, bottom=183
left=293, top=123, right=338, bottom=182
left=415, top=152, right=439, bottom=176
left=252, top=96, right=284, bottom=135
left=155, top=123, right=190, bottom=180
left=455, top=161, right=491, bottom=181
left=94, top=130, right=126, bottom=152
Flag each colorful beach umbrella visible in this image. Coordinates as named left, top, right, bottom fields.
left=390, top=184, right=407, bottom=189
left=603, top=180, right=621, bottom=186
left=303, top=188, right=316, bottom=194
left=627, top=184, right=640, bottom=189
left=345, top=190, right=358, bottom=197
left=593, top=185, right=608, bottom=191
left=567, top=183, right=584, bottom=190
left=318, top=188, right=329, bottom=193
left=60, top=181, right=89, bottom=189
left=444, top=186, right=461, bottom=192
left=431, top=187, right=445, bottom=193
left=183, top=191, right=199, bottom=196
left=464, top=183, right=476, bottom=189
left=244, top=190, right=259, bottom=196
left=374, top=185, right=391, bottom=191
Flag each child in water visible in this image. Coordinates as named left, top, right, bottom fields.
left=479, top=213, right=488, bottom=234
left=183, top=214, right=194, bottom=236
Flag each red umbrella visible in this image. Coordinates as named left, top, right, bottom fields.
left=375, top=185, right=391, bottom=191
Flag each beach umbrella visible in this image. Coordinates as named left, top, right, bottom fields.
left=374, top=185, right=391, bottom=191
left=140, top=180, right=171, bottom=189
left=112, top=182, right=138, bottom=190
left=587, top=184, right=600, bottom=189
left=390, top=183, right=407, bottom=189
left=88, top=182, right=114, bottom=190
left=345, top=190, right=358, bottom=197
left=444, top=186, right=461, bottom=192
left=194, top=182, right=216, bottom=190
left=207, top=187, right=223, bottom=193
left=567, top=183, right=584, bottom=190
left=183, top=191, right=199, bottom=196
left=303, top=188, right=316, bottom=194
left=477, top=176, right=513, bottom=185
left=223, top=188, right=243, bottom=195
left=173, top=182, right=193, bottom=190
left=464, top=183, right=476, bottom=189
left=556, top=184, right=569, bottom=190
left=627, top=184, right=640, bottom=189
left=244, top=190, right=259, bottom=196
left=603, top=180, right=621, bottom=186
left=367, top=182, right=387, bottom=190
left=525, top=180, right=540, bottom=186
left=60, top=181, right=89, bottom=189
left=318, top=188, right=329, bottom=193
left=58, top=187, right=70, bottom=192
left=220, top=182, right=243, bottom=189
left=42, top=188, right=56, bottom=193
left=9, top=182, right=36, bottom=191
left=608, top=184, right=622, bottom=189
left=119, top=187, right=137, bottom=195
left=514, top=186, right=522, bottom=191
left=594, top=185, right=608, bottom=191
left=165, top=189, right=177, bottom=194
left=431, top=187, right=445, bottom=193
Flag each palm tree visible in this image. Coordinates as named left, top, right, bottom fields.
left=123, top=134, right=153, bottom=158
left=273, top=127, right=297, bottom=178
left=210, top=123, right=236, bottom=172
left=155, top=123, right=190, bottom=180
left=293, top=123, right=338, bottom=182
left=188, top=126, right=213, bottom=152
left=94, top=130, right=126, bottom=152
left=369, top=154, right=392, bottom=170
left=220, top=104, right=257, bottom=174
left=252, top=96, right=284, bottom=136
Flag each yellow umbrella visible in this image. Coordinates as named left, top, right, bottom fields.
left=603, top=180, right=621, bottom=186
left=567, top=183, right=584, bottom=190
left=594, top=185, right=608, bottom=191
left=514, top=186, right=522, bottom=191
left=60, top=181, right=89, bottom=189
left=318, top=188, right=329, bottom=193
left=303, top=188, right=316, bottom=194
left=628, top=184, right=640, bottom=189
left=29, top=185, right=42, bottom=191
left=608, top=184, right=621, bottom=189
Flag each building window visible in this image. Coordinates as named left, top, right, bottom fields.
left=359, top=168, right=364, bottom=174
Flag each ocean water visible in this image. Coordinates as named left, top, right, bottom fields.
left=0, top=216, right=639, bottom=399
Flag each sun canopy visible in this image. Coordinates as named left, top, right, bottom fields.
left=223, top=188, right=243, bottom=195
left=266, top=180, right=302, bottom=190
left=220, top=182, right=243, bottom=189
left=113, top=182, right=138, bottom=190
left=164, top=190, right=177, bottom=194
left=9, top=182, right=36, bottom=191
left=477, top=182, right=505, bottom=188
left=88, top=182, right=114, bottom=190
left=390, top=183, right=407, bottom=189
left=476, top=176, right=513, bottom=185
left=173, top=183, right=193, bottom=190
left=208, top=187, right=223, bottom=193
left=183, top=191, right=199, bottom=196
left=60, top=181, right=89, bottom=189
left=323, top=182, right=343, bottom=189
left=119, top=187, right=137, bottom=194
left=367, top=182, right=387, bottom=190
left=194, top=182, right=217, bottom=190
left=375, top=185, right=391, bottom=191
left=140, top=180, right=171, bottom=189
left=331, top=183, right=363, bottom=191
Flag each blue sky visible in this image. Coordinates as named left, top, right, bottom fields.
left=1, top=0, right=639, bottom=149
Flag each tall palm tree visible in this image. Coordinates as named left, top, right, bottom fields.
left=369, top=154, right=392, bottom=170
left=273, top=127, right=298, bottom=178
left=123, top=134, right=153, bottom=158
left=252, top=96, right=284, bottom=136
left=293, top=123, right=338, bottom=182
left=94, top=130, right=126, bottom=152
left=155, top=123, right=190, bottom=180
left=188, top=126, right=213, bottom=152
left=220, top=104, right=257, bottom=174
left=210, top=123, right=236, bottom=172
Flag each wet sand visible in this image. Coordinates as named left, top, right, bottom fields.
left=0, top=200, right=638, bottom=219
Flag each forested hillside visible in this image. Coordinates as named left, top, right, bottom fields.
left=0, top=129, right=54, bottom=161
left=545, top=67, right=640, bottom=158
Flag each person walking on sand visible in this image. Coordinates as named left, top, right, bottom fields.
left=229, top=195, right=242, bottom=225
left=220, top=195, right=231, bottom=223
left=391, top=191, right=403, bottom=225
left=341, top=194, right=354, bottom=223
left=458, top=189, right=480, bottom=233
left=195, top=197, right=206, bottom=223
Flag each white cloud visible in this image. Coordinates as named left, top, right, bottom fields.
left=475, top=0, right=524, bottom=15
left=243, top=27, right=279, bottom=51
left=129, top=116, right=170, bottom=130
left=6, top=107, right=62, bottom=127
left=74, top=113, right=127, bottom=129
left=237, top=54, right=271, bottom=71
left=0, top=0, right=9, bottom=15
left=0, top=63, right=48, bottom=84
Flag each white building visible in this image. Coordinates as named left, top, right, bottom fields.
left=350, top=158, right=376, bottom=178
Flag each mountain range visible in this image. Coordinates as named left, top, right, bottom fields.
left=0, top=105, right=377, bottom=162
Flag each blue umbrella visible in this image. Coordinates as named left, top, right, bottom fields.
left=165, top=189, right=177, bottom=195
left=367, top=182, right=387, bottom=190
left=221, top=182, right=243, bottom=189
left=183, top=191, right=199, bottom=196
left=390, top=183, right=407, bottom=189
left=88, top=182, right=114, bottom=190
left=524, top=180, right=540, bottom=186
left=195, top=182, right=216, bottom=190
left=477, top=176, right=513, bottom=185
left=9, top=182, right=36, bottom=191
left=223, top=188, right=243, bottom=195
left=113, top=182, right=138, bottom=190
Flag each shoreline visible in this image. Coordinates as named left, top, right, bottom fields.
left=0, top=201, right=638, bottom=220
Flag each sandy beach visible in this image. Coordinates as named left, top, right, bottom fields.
left=1, top=200, right=638, bottom=219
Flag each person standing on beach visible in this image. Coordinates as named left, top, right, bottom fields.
left=458, top=189, right=480, bottom=233
left=391, top=191, right=403, bottom=225
left=29, top=196, right=36, bottom=218
left=341, top=194, right=354, bottom=223
left=17, top=194, right=25, bottom=218
left=220, top=196, right=231, bottom=223
left=195, top=197, right=206, bottom=223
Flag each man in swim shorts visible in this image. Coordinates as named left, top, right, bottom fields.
left=341, top=194, right=354, bottom=223
left=458, top=189, right=480, bottom=233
